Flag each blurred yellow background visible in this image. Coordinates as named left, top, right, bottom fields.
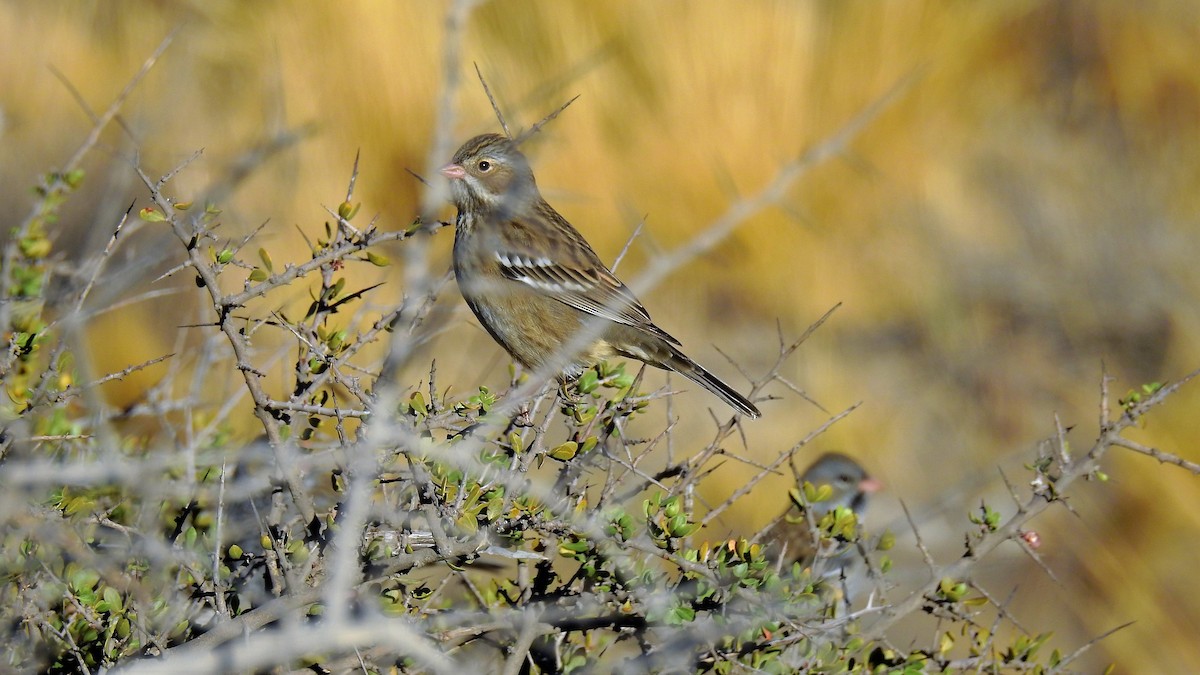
left=2, top=1, right=1198, bottom=670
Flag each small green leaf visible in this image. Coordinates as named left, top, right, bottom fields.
left=937, top=577, right=968, bottom=602
left=558, top=539, right=589, bottom=555
left=337, top=201, right=360, bottom=220
left=669, top=605, right=695, bottom=624
left=139, top=207, right=166, bottom=222
left=70, top=568, right=100, bottom=594
left=938, top=631, right=954, bottom=655
left=549, top=441, right=578, bottom=461
left=19, top=235, right=51, bottom=259
left=409, top=391, right=427, bottom=412
left=579, top=436, right=598, bottom=454
left=102, top=586, right=123, bottom=612
left=577, top=369, right=600, bottom=393
left=877, top=530, right=895, bottom=551
left=668, top=513, right=697, bottom=537
left=64, top=169, right=85, bottom=189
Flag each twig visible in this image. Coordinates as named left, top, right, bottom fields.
left=475, top=63, right=510, bottom=138
left=701, top=402, right=860, bottom=527
left=514, top=95, right=582, bottom=145
left=860, top=367, right=1200, bottom=643
left=501, top=610, right=542, bottom=675
left=1111, top=437, right=1200, bottom=474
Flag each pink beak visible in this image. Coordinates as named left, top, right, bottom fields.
left=859, top=477, right=883, bottom=494
left=440, top=163, right=466, bottom=180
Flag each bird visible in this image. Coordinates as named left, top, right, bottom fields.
left=440, top=133, right=761, bottom=418
left=761, top=452, right=881, bottom=576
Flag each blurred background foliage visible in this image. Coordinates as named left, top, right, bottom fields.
left=1, top=1, right=1197, bottom=670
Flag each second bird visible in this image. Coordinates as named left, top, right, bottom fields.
left=762, top=452, right=881, bottom=574
left=441, top=133, right=760, bottom=418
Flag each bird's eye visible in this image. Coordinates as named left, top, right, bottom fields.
left=477, top=160, right=492, bottom=172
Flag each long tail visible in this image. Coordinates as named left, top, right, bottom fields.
left=666, top=349, right=761, bottom=419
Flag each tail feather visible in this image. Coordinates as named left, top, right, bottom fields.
left=668, top=350, right=761, bottom=419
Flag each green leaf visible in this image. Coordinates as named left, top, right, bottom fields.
left=669, top=605, right=696, bottom=624
left=409, top=391, right=427, bottom=413
left=258, top=248, right=274, bottom=272
left=877, top=530, right=895, bottom=551
left=102, top=586, right=123, bottom=612
left=667, top=513, right=694, bottom=537
left=64, top=169, right=85, bottom=189
left=937, top=577, right=968, bottom=602
left=337, top=200, right=360, bottom=220
left=579, top=436, right=598, bottom=454
left=19, top=234, right=52, bottom=258
left=70, top=568, right=100, bottom=594
left=577, top=368, right=600, bottom=393
left=139, top=207, right=167, bottom=222
left=549, top=441, right=578, bottom=461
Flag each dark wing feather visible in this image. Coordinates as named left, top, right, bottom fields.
left=494, top=206, right=681, bottom=346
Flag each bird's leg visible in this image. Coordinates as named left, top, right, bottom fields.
left=557, top=375, right=587, bottom=405
left=552, top=373, right=591, bottom=426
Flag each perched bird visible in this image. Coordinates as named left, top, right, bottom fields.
left=441, top=133, right=760, bottom=418
left=761, top=452, right=881, bottom=575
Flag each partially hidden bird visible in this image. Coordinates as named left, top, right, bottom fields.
left=762, top=452, right=881, bottom=574
left=441, top=133, right=760, bottom=418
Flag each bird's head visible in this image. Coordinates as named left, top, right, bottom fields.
left=441, top=133, right=538, bottom=215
